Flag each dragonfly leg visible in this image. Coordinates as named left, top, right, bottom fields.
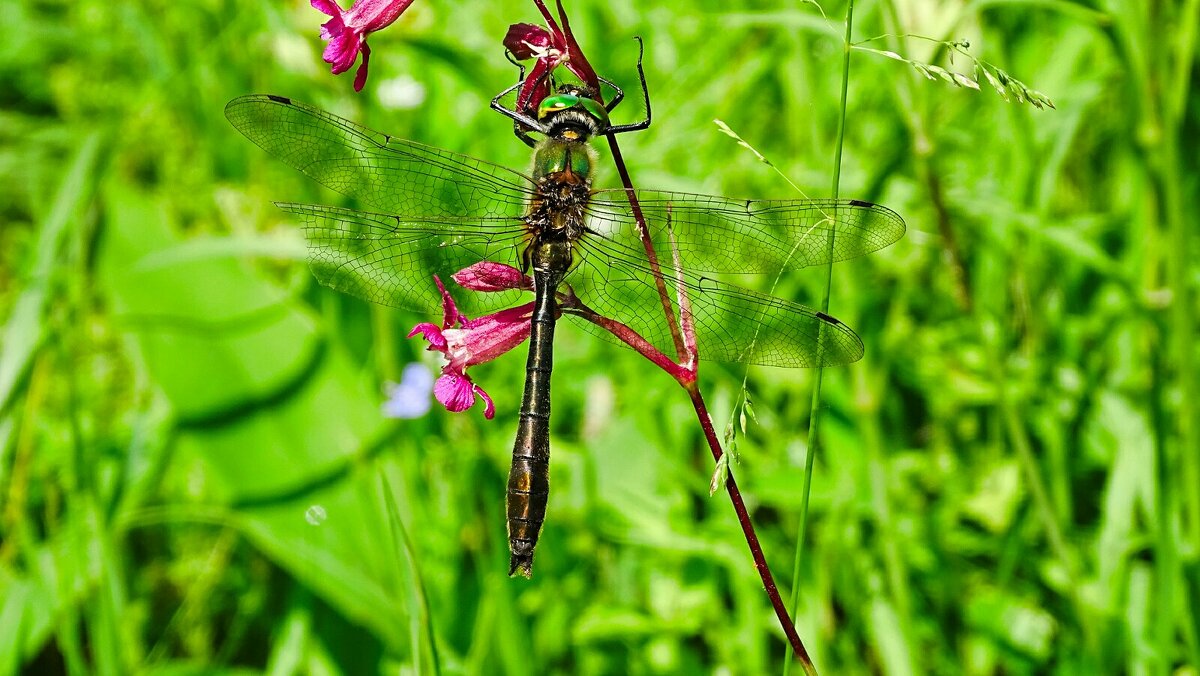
left=519, top=239, right=534, bottom=275
left=504, top=48, right=525, bottom=74
left=512, top=121, right=538, bottom=148
left=599, top=75, right=624, bottom=112
left=490, top=57, right=551, bottom=141
left=606, top=36, right=652, bottom=135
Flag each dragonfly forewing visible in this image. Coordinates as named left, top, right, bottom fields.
left=225, top=95, right=534, bottom=219
left=586, top=191, right=905, bottom=274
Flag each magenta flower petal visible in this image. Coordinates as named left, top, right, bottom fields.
left=313, top=0, right=345, bottom=42
left=407, top=322, right=447, bottom=350
left=344, top=0, right=413, bottom=32
left=313, top=0, right=412, bottom=91
left=475, top=384, right=496, bottom=420
left=516, top=59, right=554, bottom=114
left=432, top=275, right=463, bottom=327
left=323, top=31, right=361, bottom=74
left=353, top=42, right=371, bottom=92
left=406, top=268, right=538, bottom=421
left=434, top=371, right=479, bottom=413
left=452, top=262, right=533, bottom=292
left=312, top=0, right=344, bottom=20
left=444, top=302, right=534, bottom=371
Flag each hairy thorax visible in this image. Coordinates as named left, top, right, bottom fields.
left=528, top=171, right=591, bottom=242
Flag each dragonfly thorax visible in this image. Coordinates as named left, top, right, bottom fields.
left=524, top=138, right=593, bottom=262
left=527, top=169, right=590, bottom=239
left=532, top=137, right=596, bottom=180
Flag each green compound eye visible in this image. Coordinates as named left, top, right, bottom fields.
left=536, top=93, right=610, bottom=125
left=576, top=97, right=609, bottom=125
left=537, top=94, right=578, bottom=120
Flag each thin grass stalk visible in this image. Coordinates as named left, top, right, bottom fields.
left=379, top=471, right=442, bottom=675
left=1165, top=0, right=1199, bottom=585
left=786, top=2, right=853, bottom=671
left=1152, top=0, right=1198, bottom=665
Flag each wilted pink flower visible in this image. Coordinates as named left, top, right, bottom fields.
left=408, top=273, right=534, bottom=419
left=503, top=0, right=601, bottom=113
left=312, top=0, right=413, bottom=91
left=452, top=261, right=534, bottom=293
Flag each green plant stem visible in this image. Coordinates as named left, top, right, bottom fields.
left=988, top=346, right=1103, bottom=663
left=379, top=471, right=441, bottom=675
left=1166, top=0, right=1199, bottom=577
left=787, top=1, right=853, bottom=672
left=1153, top=0, right=1198, bottom=666
left=858, top=362, right=918, bottom=672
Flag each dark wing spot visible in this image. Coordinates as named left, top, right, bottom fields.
left=266, top=94, right=292, bottom=104
left=848, top=199, right=874, bottom=208
left=815, top=311, right=842, bottom=325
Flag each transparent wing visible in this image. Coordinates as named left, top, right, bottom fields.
left=558, top=190, right=903, bottom=366
left=586, top=190, right=905, bottom=274
left=279, top=203, right=530, bottom=317
left=225, top=94, right=534, bottom=218
left=566, top=233, right=863, bottom=368
left=228, top=96, right=903, bottom=367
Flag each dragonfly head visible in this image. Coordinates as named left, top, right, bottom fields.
left=537, top=86, right=609, bottom=142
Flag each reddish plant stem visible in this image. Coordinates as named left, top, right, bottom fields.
left=561, top=298, right=691, bottom=382
left=685, top=383, right=815, bottom=670
left=606, top=135, right=688, bottom=360
left=666, top=214, right=698, bottom=366
left=566, top=300, right=813, bottom=667
left=602, top=135, right=813, bottom=671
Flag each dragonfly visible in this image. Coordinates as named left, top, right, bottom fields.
left=225, top=66, right=904, bottom=578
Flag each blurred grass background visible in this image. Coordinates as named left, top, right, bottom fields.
left=2, top=0, right=1198, bottom=673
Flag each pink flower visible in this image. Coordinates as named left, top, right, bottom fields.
left=312, top=0, right=413, bottom=92
left=503, top=0, right=601, bottom=113
left=408, top=269, right=534, bottom=419
left=452, top=261, right=534, bottom=293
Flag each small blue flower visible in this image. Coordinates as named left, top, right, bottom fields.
left=382, top=362, right=435, bottom=418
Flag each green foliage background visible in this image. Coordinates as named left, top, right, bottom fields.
left=2, top=0, right=1197, bottom=673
